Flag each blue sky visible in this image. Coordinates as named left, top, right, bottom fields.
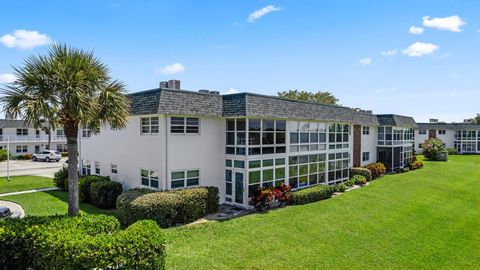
left=1, top=0, right=479, bottom=122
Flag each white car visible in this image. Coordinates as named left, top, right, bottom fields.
left=32, top=150, right=62, bottom=162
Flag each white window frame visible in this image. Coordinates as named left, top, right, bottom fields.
left=82, top=160, right=91, bottom=175
left=362, top=126, right=370, bottom=135
left=140, top=169, right=160, bottom=189
left=170, top=117, right=200, bottom=135
left=362, top=152, right=370, bottom=162
left=111, top=164, right=118, bottom=174
left=438, top=130, right=446, bottom=135
left=418, top=129, right=427, bottom=135
left=170, top=169, right=200, bottom=189
left=82, top=124, right=92, bottom=138
left=16, top=128, right=28, bottom=136
left=16, top=145, right=28, bottom=153
left=140, top=116, right=160, bottom=135
left=94, top=161, right=101, bottom=175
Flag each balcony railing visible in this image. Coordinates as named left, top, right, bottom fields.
left=0, top=135, right=67, bottom=143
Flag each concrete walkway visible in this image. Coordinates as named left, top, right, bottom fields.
left=0, top=200, right=25, bottom=218
left=0, top=187, right=59, bottom=197
left=0, top=158, right=66, bottom=178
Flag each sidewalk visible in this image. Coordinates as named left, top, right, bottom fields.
left=0, top=187, right=59, bottom=197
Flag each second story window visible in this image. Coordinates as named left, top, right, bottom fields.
left=141, top=117, right=159, bottom=134
left=362, top=126, right=370, bottom=135
left=438, top=130, right=446, bottom=135
left=82, top=125, right=91, bottom=138
left=16, top=128, right=28, bottom=136
left=418, top=129, right=427, bottom=135
left=171, top=117, right=199, bottom=134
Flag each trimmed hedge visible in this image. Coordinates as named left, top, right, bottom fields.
left=90, top=181, right=123, bottom=209
left=290, top=185, right=335, bottom=205
left=333, top=183, right=348, bottom=193
left=78, top=175, right=110, bottom=203
left=116, top=186, right=220, bottom=227
left=365, top=163, right=387, bottom=179
left=0, top=215, right=166, bottom=270
left=351, top=167, right=372, bottom=181
left=53, top=167, right=68, bottom=191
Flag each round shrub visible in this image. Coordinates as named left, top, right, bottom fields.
left=78, top=175, right=110, bottom=203
left=0, top=149, right=9, bottom=162
left=128, top=192, right=182, bottom=228
left=333, top=183, right=348, bottom=192
left=90, top=181, right=123, bottom=209
left=351, top=167, right=372, bottom=181
left=365, top=163, right=387, bottom=179
left=351, top=175, right=367, bottom=185
left=53, top=167, right=68, bottom=191
left=175, top=188, right=209, bottom=223
left=117, top=188, right=156, bottom=225
left=290, top=185, right=335, bottom=205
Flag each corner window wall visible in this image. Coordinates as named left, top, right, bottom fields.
left=454, top=130, right=479, bottom=153
left=288, top=154, right=326, bottom=189
left=327, top=152, right=350, bottom=184
left=226, top=118, right=286, bottom=156
left=328, top=124, right=350, bottom=150
left=378, top=127, right=414, bottom=145
left=247, top=158, right=286, bottom=198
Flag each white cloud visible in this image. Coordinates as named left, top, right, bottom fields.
left=155, top=63, right=185, bottom=75
left=223, top=88, right=239, bottom=95
left=381, top=49, right=397, bottom=56
left=402, top=42, right=439, bottom=57
left=0, top=29, right=51, bottom=50
left=358, top=58, right=372, bottom=65
left=422, top=15, right=466, bottom=32
left=0, top=73, right=16, bottom=83
left=409, top=26, right=424, bottom=34
left=248, top=5, right=282, bottom=23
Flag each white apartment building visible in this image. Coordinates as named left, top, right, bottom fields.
left=414, top=121, right=480, bottom=154
left=79, top=81, right=418, bottom=207
left=0, top=119, right=67, bottom=154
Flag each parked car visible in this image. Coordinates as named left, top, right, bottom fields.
left=0, top=206, right=12, bottom=218
left=32, top=150, right=62, bottom=162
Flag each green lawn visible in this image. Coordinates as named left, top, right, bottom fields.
left=0, top=175, right=53, bottom=194
left=165, top=155, right=480, bottom=269
left=1, top=190, right=115, bottom=216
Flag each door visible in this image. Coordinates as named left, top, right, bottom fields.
left=35, top=145, right=40, bottom=153
left=234, top=172, right=244, bottom=204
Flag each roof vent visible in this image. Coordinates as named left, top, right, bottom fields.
left=365, top=110, right=373, bottom=114
left=210, top=91, right=220, bottom=95
left=159, top=80, right=181, bottom=90
left=198, top=89, right=209, bottom=93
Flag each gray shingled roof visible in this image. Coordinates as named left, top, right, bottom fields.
left=223, top=93, right=380, bottom=126
left=128, top=88, right=222, bottom=117
left=376, top=114, right=418, bottom=128
left=0, top=119, right=32, bottom=128
left=417, top=122, right=480, bottom=130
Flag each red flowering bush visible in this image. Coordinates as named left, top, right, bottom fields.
left=250, top=184, right=292, bottom=211
left=409, top=160, right=424, bottom=170
left=365, top=162, right=387, bottom=179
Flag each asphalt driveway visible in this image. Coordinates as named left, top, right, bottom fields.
left=0, top=158, right=66, bottom=178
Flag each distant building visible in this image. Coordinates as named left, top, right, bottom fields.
left=415, top=122, right=480, bottom=154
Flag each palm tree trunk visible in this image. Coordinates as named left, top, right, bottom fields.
left=64, top=123, right=79, bottom=216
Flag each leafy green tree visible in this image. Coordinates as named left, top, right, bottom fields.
left=474, top=114, right=480, bottom=124
left=277, top=89, right=339, bottom=105
left=1, top=44, right=130, bottom=216
left=422, top=138, right=446, bottom=160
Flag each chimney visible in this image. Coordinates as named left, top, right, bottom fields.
left=159, top=81, right=168, bottom=89
left=168, top=80, right=181, bottom=90
left=210, top=91, right=220, bottom=95
left=429, top=118, right=439, bottom=123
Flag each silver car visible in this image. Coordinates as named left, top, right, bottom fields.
left=32, top=150, right=62, bottom=162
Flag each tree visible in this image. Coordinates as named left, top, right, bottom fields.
left=277, top=89, right=339, bottom=105
left=422, top=138, right=446, bottom=160
left=474, top=114, right=480, bottom=124
left=1, top=44, right=130, bottom=216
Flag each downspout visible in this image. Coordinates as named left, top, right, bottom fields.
left=164, top=115, right=168, bottom=191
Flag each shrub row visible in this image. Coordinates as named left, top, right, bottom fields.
left=290, top=185, right=335, bottom=205
left=53, top=169, right=122, bottom=209
left=0, top=215, right=166, bottom=269
left=351, top=175, right=367, bottom=185
left=117, top=186, right=219, bottom=227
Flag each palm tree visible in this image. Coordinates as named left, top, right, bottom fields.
left=0, top=44, right=130, bottom=216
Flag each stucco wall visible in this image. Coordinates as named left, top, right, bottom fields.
left=360, top=126, right=378, bottom=166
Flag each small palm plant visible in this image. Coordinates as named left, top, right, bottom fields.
left=1, top=44, right=130, bottom=216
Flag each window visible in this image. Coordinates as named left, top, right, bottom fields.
left=248, top=158, right=286, bottom=197
left=140, top=117, right=159, bottom=134
left=111, top=164, right=118, bottom=174
left=82, top=160, right=91, bottom=175
left=418, top=129, right=427, bottom=135
left=56, top=129, right=64, bottom=137
left=418, top=143, right=423, bottom=148
left=16, top=145, right=28, bottom=153
left=327, top=152, right=350, bottom=184
left=94, top=161, right=100, bottom=175
left=171, top=169, right=199, bottom=189
left=288, top=154, right=326, bottom=189
left=290, top=121, right=327, bottom=153
left=328, top=123, right=350, bottom=150
left=16, top=128, right=28, bottom=136
left=171, top=117, right=199, bottom=134
left=362, top=126, right=370, bottom=135
left=438, top=130, right=446, bottom=135
left=140, top=169, right=159, bottom=188
left=362, top=152, right=370, bottom=162
left=82, top=124, right=92, bottom=138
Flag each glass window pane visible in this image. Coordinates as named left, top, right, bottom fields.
left=226, top=132, right=235, bottom=145
left=276, top=132, right=286, bottom=144
left=226, top=182, right=232, bottom=195
left=263, top=169, right=273, bottom=181
left=171, top=117, right=184, bottom=125
left=249, top=160, right=261, bottom=168
left=187, top=178, right=199, bottom=186
left=227, top=119, right=235, bottom=131
left=290, top=132, right=299, bottom=144
left=237, top=132, right=246, bottom=145
left=237, top=119, right=246, bottom=131
left=186, top=118, right=198, bottom=125
left=141, top=177, right=149, bottom=186
left=262, top=132, right=274, bottom=144
left=262, top=147, right=274, bottom=154
left=171, top=171, right=185, bottom=180
left=234, top=160, right=245, bottom=168
left=263, top=120, right=275, bottom=131
left=276, top=120, right=286, bottom=131
left=275, top=158, right=285, bottom=165
left=187, top=170, right=199, bottom=178
left=249, top=119, right=261, bottom=131
left=299, top=164, right=309, bottom=175
left=171, top=180, right=184, bottom=189
left=300, top=133, right=309, bottom=143
left=249, top=171, right=261, bottom=184
left=171, top=126, right=184, bottom=133
left=186, top=126, right=199, bottom=133
left=225, top=170, right=232, bottom=182
left=249, top=132, right=261, bottom=145
left=151, top=180, right=159, bottom=188
left=275, top=168, right=285, bottom=179
left=262, top=159, right=274, bottom=167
